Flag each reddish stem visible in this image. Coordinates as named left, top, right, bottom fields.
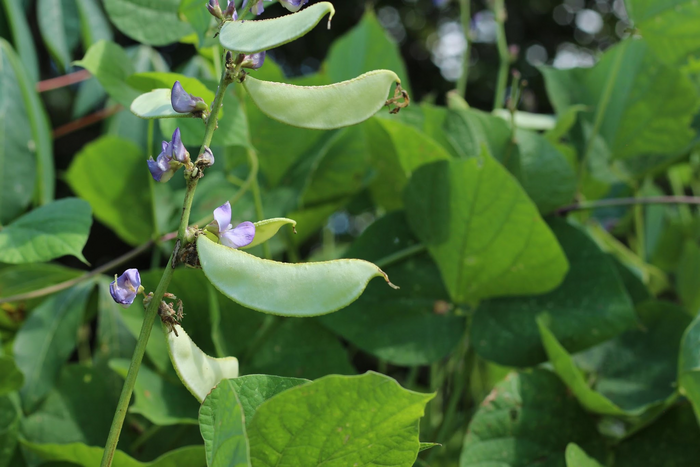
left=53, top=105, right=122, bottom=139
left=36, top=69, right=91, bottom=93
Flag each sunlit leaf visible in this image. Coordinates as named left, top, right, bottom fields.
left=225, top=375, right=309, bottom=423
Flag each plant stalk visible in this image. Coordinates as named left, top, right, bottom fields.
left=557, top=195, right=700, bottom=215
left=492, top=0, right=509, bottom=110
left=99, top=60, right=231, bottom=467
left=456, top=0, right=471, bottom=97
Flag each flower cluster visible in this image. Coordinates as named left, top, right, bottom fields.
left=147, top=128, right=189, bottom=183
left=207, top=0, right=236, bottom=20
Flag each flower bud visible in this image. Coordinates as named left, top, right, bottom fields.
left=241, top=51, right=266, bottom=70
left=242, top=0, right=266, bottom=15
left=197, top=147, right=215, bottom=168
left=207, top=0, right=223, bottom=19
left=147, top=128, right=189, bottom=182
left=223, top=0, right=237, bottom=20
left=110, top=269, right=142, bottom=308
left=279, top=0, right=308, bottom=12
left=171, top=81, right=208, bottom=114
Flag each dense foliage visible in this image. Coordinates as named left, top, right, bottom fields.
left=1, top=0, right=700, bottom=466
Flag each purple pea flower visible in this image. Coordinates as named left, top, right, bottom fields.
left=241, top=51, right=266, bottom=70
left=171, top=81, right=208, bottom=114
left=110, top=268, right=142, bottom=308
left=213, top=202, right=255, bottom=248
left=279, top=0, right=309, bottom=12
left=223, top=0, right=237, bottom=20
left=197, top=147, right=215, bottom=167
left=207, top=0, right=223, bottom=18
left=242, top=0, right=268, bottom=15
left=147, top=128, right=189, bottom=183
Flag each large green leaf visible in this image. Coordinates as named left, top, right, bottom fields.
left=225, top=375, right=309, bottom=424
left=539, top=300, right=688, bottom=416
left=37, top=0, right=80, bottom=71
left=460, top=370, right=605, bottom=466
left=443, top=108, right=513, bottom=161
left=74, top=40, right=139, bottom=108
left=0, top=0, right=39, bottom=83
left=22, top=441, right=205, bottom=467
left=103, top=0, right=192, bottom=46
left=248, top=319, right=355, bottom=379
left=614, top=405, right=700, bottom=466
left=219, top=2, right=334, bottom=54
left=472, top=219, right=636, bottom=367
left=404, top=154, right=568, bottom=304
left=247, top=372, right=432, bottom=467
left=541, top=38, right=699, bottom=162
left=66, top=136, right=153, bottom=246
left=626, top=0, right=700, bottom=64
left=0, top=357, right=22, bottom=397
left=109, top=359, right=199, bottom=426
left=679, top=310, right=700, bottom=422
left=199, top=380, right=251, bottom=467
left=326, top=9, right=411, bottom=96
left=0, top=396, right=19, bottom=467
left=0, top=198, right=92, bottom=264
left=0, top=39, right=36, bottom=224
left=13, top=284, right=92, bottom=412
left=321, top=211, right=466, bottom=366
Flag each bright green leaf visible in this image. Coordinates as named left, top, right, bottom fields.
left=199, top=380, right=251, bottom=467
left=110, top=359, right=199, bottom=426
left=74, top=40, right=139, bottom=108
left=37, top=0, right=80, bottom=71
left=404, top=154, right=568, bottom=303
left=167, top=323, right=239, bottom=403
left=321, top=211, right=466, bottom=366
left=565, top=443, right=604, bottom=467
left=472, top=219, right=636, bottom=367
left=243, top=70, right=402, bottom=130
left=66, top=136, right=153, bottom=246
left=198, top=235, right=395, bottom=317
left=0, top=357, right=22, bottom=397
left=103, top=0, right=192, bottom=46
left=0, top=198, right=92, bottom=264
left=179, top=0, right=214, bottom=48
left=225, top=375, right=309, bottom=423
left=13, top=284, right=92, bottom=412
left=220, top=2, right=334, bottom=53
left=443, top=108, right=513, bottom=161
left=248, top=372, right=432, bottom=467
left=460, top=370, right=605, bottom=466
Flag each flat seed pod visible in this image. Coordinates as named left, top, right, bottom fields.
left=219, top=2, right=335, bottom=54
left=130, top=88, right=195, bottom=119
left=243, top=70, right=402, bottom=130
left=243, top=217, right=297, bottom=250
left=166, top=323, right=239, bottom=402
left=197, top=235, right=396, bottom=317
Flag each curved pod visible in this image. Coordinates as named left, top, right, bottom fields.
left=197, top=236, right=395, bottom=317
left=243, top=70, right=401, bottom=130
left=131, top=88, right=194, bottom=119
left=219, top=2, right=335, bottom=54
left=243, top=217, right=297, bottom=250
left=166, top=324, right=239, bottom=402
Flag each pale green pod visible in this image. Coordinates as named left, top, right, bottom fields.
left=166, top=323, right=239, bottom=402
left=130, top=88, right=195, bottom=119
left=197, top=235, right=396, bottom=317
left=219, top=2, right=335, bottom=54
left=242, top=217, right=297, bottom=250
left=243, top=70, right=401, bottom=130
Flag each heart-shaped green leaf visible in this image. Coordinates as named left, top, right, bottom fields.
left=166, top=323, right=239, bottom=403
left=197, top=235, right=395, bottom=317
left=219, top=2, right=335, bottom=53
left=0, top=198, right=92, bottom=264
left=243, top=70, right=402, bottom=130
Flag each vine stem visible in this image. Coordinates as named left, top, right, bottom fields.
left=99, top=60, right=232, bottom=467
left=492, top=0, right=509, bottom=110
left=456, top=0, right=471, bottom=97
left=556, top=195, right=700, bottom=215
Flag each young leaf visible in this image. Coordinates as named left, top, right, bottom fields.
left=13, top=283, right=92, bottom=412
left=225, top=375, right=309, bottom=423
left=243, top=70, right=402, bottom=130
left=219, top=2, right=335, bottom=53
left=66, top=136, right=153, bottom=246
left=109, top=359, right=199, bottom=426
left=243, top=218, right=296, bottom=250
left=167, top=324, right=239, bottom=403
left=0, top=198, right=92, bottom=264
left=197, top=235, right=395, bottom=317
left=404, top=154, right=568, bottom=303
left=103, top=0, right=192, bottom=46
left=21, top=441, right=206, bottom=467
left=461, top=370, right=605, bottom=466
left=565, top=444, right=604, bottom=467
left=199, top=380, right=251, bottom=467
left=247, top=372, right=433, bottom=467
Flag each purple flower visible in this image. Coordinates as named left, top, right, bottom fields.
left=242, top=0, right=267, bottom=15
left=171, top=81, right=208, bottom=114
left=279, top=0, right=309, bottom=12
left=110, top=268, right=142, bottom=308
left=147, top=128, right=189, bottom=182
left=207, top=0, right=223, bottom=18
left=241, top=51, right=266, bottom=70
left=213, top=202, right=255, bottom=248
left=223, top=0, right=237, bottom=20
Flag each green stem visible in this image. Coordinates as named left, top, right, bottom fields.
left=633, top=188, right=647, bottom=265
left=557, top=195, right=700, bottom=214
left=492, top=0, right=509, bottom=110
left=99, top=59, right=232, bottom=467
left=456, top=0, right=471, bottom=97
left=250, top=150, right=270, bottom=259
left=374, top=244, right=426, bottom=269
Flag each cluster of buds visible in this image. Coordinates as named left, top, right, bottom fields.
left=147, top=128, right=189, bottom=183
left=242, top=0, right=309, bottom=15
left=207, top=0, right=237, bottom=21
